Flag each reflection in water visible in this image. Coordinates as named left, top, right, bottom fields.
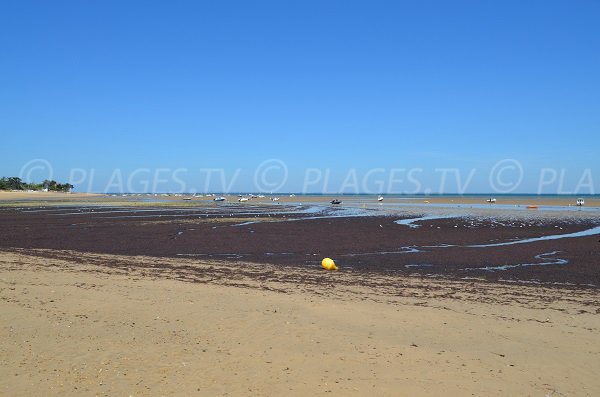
left=464, top=251, right=568, bottom=271
left=394, top=215, right=458, bottom=228
left=467, top=226, right=600, bottom=248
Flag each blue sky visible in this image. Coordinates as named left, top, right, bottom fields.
left=1, top=1, right=599, bottom=193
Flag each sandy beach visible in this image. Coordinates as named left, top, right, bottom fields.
left=0, top=191, right=101, bottom=201
left=1, top=249, right=599, bottom=396
left=4, top=1, right=599, bottom=395
left=1, top=197, right=599, bottom=396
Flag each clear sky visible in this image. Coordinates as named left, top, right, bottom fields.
left=1, top=1, right=599, bottom=193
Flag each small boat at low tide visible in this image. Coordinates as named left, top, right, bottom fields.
left=527, top=205, right=538, bottom=209
left=377, top=196, right=384, bottom=202
left=576, top=198, right=585, bottom=206
left=330, top=199, right=342, bottom=205
left=238, top=197, right=249, bottom=202
left=486, top=198, right=497, bottom=203
left=213, top=196, right=226, bottom=202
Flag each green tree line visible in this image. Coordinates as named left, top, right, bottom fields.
left=0, top=177, right=74, bottom=192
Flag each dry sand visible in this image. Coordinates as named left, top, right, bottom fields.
left=0, top=191, right=101, bottom=202
left=1, top=249, right=599, bottom=396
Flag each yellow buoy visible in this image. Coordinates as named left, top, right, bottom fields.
left=321, top=257, right=338, bottom=271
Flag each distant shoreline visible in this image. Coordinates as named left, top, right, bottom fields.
left=0, top=191, right=101, bottom=201
left=2, top=191, right=596, bottom=208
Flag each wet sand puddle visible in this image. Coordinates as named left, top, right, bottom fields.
left=390, top=215, right=600, bottom=273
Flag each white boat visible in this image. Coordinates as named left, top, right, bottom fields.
left=487, top=198, right=497, bottom=203
left=271, top=197, right=280, bottom=201
left=214, top=196, right=226, bottom=202
left=238, top=197, right=249, bottom=202
left=576, top=198, right=585, bottom=206
left=377, top=196, right=384, bottom=202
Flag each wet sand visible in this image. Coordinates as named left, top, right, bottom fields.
left=1, top=249, right=599, bottom=396
left=388, top=195, right=600, bottom=208
left=1, top=203, right=599, bottom=286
